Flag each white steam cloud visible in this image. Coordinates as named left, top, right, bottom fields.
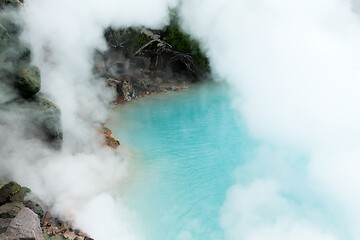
left=220, top=180, right=336, bottom=240
left=178, top=0, right=360, bottom=239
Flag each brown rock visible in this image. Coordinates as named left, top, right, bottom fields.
left=44, top=226, right=59, bottom=236
left=103, top=127, right=120, bottom=148
left=0, top=202, right=24, bottom=218
left=63, top=230, right=77, bottom=240
left=105, top=134, right=120, bottom=148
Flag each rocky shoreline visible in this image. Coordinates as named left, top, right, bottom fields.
left=0, top=181, right=96, bottom=240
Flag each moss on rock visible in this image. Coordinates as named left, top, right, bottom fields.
left=26, top=96, right=63, bottom=149
left=3, top=96, right=63, bottom=149
left=0, top=182, right=24, bottom=205
left=21, top=187, right=31, bottom=197
left=15, top=67, right=41, bottom=98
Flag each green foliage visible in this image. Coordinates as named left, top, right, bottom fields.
left=103, top=11, right=209, bottom=74
left=15, top=67, right=41, bottom=98
left=128, top=28, right=151, bottom=50
left=104, top=27, right=151, bottom=54
left=21, top=186, right=31, bottom=196
left=164, top=13, right=209, bottom=72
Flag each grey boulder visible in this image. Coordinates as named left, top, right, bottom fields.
left=0, top=207, right=44, bottom=240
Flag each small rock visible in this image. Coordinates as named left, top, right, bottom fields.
left=0, top=181, right=24, bottom=205
left=63, top=230, right=77, bottom=240
left=105, top=134, right=120, bottom=148
left=15, top=67, right=41, bottom=98
left=0, top=202, right=24, bottom=218
left=43, top=226, right=59, bottom=236
left=103, top=127, right=120, bottom=148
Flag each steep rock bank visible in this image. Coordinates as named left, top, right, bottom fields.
left=0, top=3, right=62, bottom=149
left=0, top=3, right=79, bottom=239
left=95, top=17, right=209, bottom=103
left=0, top=4, right=121, bottom=239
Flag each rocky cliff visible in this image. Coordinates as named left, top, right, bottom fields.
left=0, top=2, right=88, bottom=239
left=0, top=1, right=63, bottom=149
left=94, top=16, right=209, bottom=103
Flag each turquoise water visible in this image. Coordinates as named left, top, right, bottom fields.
left=107, top=81, right=344, bottom=240
left=108, top=82, right=257, bottom=239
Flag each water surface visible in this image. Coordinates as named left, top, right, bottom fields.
left=108, top=82, right=257, bottom=239
left=108, top=81, right=350, bottom=240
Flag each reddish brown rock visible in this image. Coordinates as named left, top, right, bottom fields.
left=105, top=134, right=120, bottom=148
left=103, top=127, right=120, bottom=148
left=63, top=230, right=77, bottom=240
left=103, top=127, right=112, bottom=136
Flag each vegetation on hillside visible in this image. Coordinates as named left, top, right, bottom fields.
left=103, top=11, right=209, bottom=77
left=163, top=12, right=209, bottom=72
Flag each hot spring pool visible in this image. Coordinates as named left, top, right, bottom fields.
left=107, top=81, right=344, bottom=240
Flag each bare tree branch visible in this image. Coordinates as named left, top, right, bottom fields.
left=134, top=28, right=200, bottom=76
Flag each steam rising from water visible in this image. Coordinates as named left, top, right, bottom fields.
left=2, top=0, right=360, bottom=239
left=179, top=0, right=360, bottom=239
